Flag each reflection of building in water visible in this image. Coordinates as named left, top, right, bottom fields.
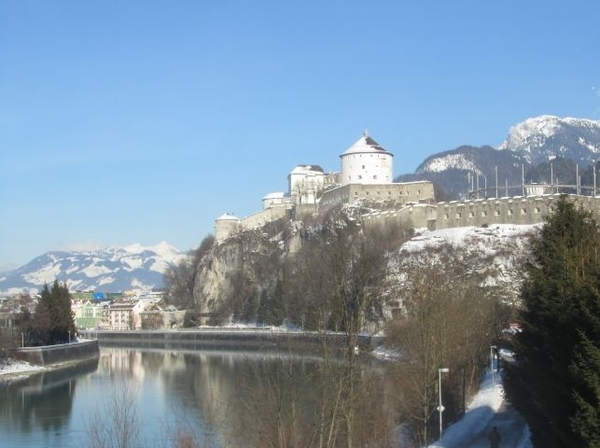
left=97, top=349, right=146, bottom=382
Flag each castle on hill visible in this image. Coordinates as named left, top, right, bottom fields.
left=215, top=131, right=600, bottom=240
left=215, top=131, right=435, bottom=240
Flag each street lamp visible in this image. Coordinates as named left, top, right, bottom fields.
left=438, top=367, right=449, bottom=439
left=68, top=330, right=71, bottom=343
left=20, top=332, right=24, bottom=348
left=490, top=345, right=498, bottom=386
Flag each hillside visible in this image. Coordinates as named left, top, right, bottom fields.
left=191, top=219, right=538, bottom=321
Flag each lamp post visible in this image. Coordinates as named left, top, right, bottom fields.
left=438, top=367, right=449, bottom=439
left=490, top=345, right=497, bottom=386
left=20, top=332, right=24, bottom=348
left=68, top=330, right=71, bottom=344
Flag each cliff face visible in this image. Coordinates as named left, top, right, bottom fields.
left=192, top=213, right=536, bottom=326
left=193, top=226, right=288, bottom=319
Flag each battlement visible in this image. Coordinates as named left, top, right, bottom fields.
left=362, top=194, right=600, bottom=231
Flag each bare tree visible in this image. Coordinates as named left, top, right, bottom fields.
left=285, top=211, right=410, bottom=448
left=386, top=244, right=508, bottom=445
left=86, top=380, right=142, bottom=448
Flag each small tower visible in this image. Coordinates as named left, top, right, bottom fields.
left=340, top=130, right=393, bottom=185
left=214, top=213, right=241, bottom=241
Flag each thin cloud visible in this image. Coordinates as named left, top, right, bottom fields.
left=57, top=241, right=105, bottom=252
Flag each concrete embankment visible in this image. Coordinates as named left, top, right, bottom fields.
left=80, top=329, right=383, bottom=353
left=10, top=339, right=100, bottom=366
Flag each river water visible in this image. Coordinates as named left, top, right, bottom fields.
left=0, top=347, right=398, bottom=448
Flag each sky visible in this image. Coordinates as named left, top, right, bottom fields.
left=1, top=0, right=599, bottom=269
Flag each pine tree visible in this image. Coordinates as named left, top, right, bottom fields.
left=504, top=195, right=600, bottom=447
left=29, top=280, right=76, bottom=346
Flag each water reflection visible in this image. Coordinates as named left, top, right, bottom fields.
left=0, top=347, right=399, bottom=447
left=0, top=357, right=98, bottom=436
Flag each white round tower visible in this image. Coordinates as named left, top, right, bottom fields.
left=214, top=213, right=241, bottom=240
left=340, top=130, right=393, bottom=185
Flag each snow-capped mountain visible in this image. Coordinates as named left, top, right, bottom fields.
left=0, top=242, right=186, bottom=296
left=498, top=115, right=600, bottom=166
left=396, top=115, right=600, bottom=199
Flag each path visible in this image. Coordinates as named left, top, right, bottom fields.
left=461, top=400, right=529, bottom=448
left=428, top=370, right=532, bottom=448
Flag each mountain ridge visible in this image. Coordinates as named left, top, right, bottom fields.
left=397, top=115, right=600, bottom=198
left=0, top=242, right=185, bottom=296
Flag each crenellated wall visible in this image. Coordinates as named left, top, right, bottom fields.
left=240, top=207, right=290, bottom=231
left=320, top=181, right=435, bottom=208
left=361, top=194, right=600, bottom=231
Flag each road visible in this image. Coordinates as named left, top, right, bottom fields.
left=461, top=401, right=529, bottom=448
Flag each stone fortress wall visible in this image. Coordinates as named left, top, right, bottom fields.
left=361, top=193, right=600, bottom=231
left=319, top=181, right=435, bottom=208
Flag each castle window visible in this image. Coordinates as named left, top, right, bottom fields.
left=508, top=209, right=513, bottom=216
left=521, top=208, right=527, bottom=215
left=444, top=214, right=449, bottom=220
left=355, top=192, right=358, bottom=196
left=534, top=207, right=540, bottom=213
left=373, top=175, right=378, bottom=180
left=494, top=210, right=500, bottom=216
left=366, top=191, right=369, bottom=196
left=456, top=213, right=462, bottom=219
left=358, top=175, right=362, bottom=180
left=469, top=211, right=474, bottom=218
left=388, top=191, right=392, bottom=195
left=482, top=211, right=487, bottom=217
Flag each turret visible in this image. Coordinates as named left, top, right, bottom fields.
left=340, top=130, right=393, bottom=185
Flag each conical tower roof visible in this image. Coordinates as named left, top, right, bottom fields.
left=341, top=130, right=393, bottom=157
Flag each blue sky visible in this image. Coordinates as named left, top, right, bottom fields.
left=1, top=0, right=599, bottom=269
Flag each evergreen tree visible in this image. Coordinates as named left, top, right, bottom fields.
left=504, top=195, right=600, bottom=447
left=29, top=280, right=76, bottom=346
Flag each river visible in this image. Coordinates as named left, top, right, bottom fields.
left=0, top=346, right=398, bottom=447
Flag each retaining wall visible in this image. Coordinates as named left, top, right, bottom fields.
left=80, top=330, right=383, bottom=353
left=11, top=339, right=100, bottom=366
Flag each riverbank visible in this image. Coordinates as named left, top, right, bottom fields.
left=0, top=357, right=45, bottom=379
left=79, top=328, right=383, bottom=353
left=1, top=338, right=100, bottom=382
left=11, top=338, right=99, bottom=366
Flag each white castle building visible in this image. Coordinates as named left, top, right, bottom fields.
left=340, top=132, right=393, bottom=185
left=215, top=131, right=435, bottom=240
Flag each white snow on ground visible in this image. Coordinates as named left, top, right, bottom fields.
left=428, top=368, right=532, bottom=448
left=0, top=358, right=45, bottom=377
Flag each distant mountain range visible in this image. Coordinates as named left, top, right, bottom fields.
left=397, top=115, right=600, bottom=199
left=0, top=242, right=185, bottom=296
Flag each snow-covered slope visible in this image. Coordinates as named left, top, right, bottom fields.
left=390, top=224, right=538, bottom=305
left=0, top=242, right=186, bottom=295
left=398, top=115, right=600, bottom=198
left=497, top=115, right=600, bottom=166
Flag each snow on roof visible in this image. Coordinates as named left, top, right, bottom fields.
left=341, top=130, right=393, bottom=157
left=262, top=192, right=286, bottom=200
left=216, top=213, right=241, bottom=221
left=290, top=165, right=325, bottom=174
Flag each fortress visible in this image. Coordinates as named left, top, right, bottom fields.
left=215, top=132, right=600, bottom=240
